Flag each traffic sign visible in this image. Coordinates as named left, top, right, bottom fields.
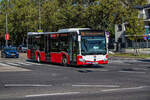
left=5, top=34, right=9, bottom=40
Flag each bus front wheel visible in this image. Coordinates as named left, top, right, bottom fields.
left=37, top=55, right=41, bottom=63
left=62, top=56, right=67, bottom=66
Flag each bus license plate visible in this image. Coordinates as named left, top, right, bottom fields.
left=87, top=62, right=92, bottom=64
left=93, top=62, right=98, bottom=64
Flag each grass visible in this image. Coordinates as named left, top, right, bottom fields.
left=109, top=53, right=150, bottom=59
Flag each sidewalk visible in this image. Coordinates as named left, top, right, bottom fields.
left=109, top=48, right=150, bottom=60
left=121, top=48, right=150, bottom=55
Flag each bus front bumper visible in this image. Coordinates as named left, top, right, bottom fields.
left=77, top=60, right=108, bottom=66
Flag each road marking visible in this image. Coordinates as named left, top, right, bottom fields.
left=0, top=66, right=30, bottom=72
left=134, top=68, right=148, bottom=71
left=2, top=61, right=42, bottom=66
left=25, top=92, right=80, bottom=98
left=0, top=63, right=11, bottom=67
left=6, top=62, right=20, bottom=66
left=25, top=62, right=43, bottom=65
left=72, top=85, right=120, bottom=88
left=109, top=61, right=124, bottom=64
left=0, top=62, right=31, bottom=66
left=101, top=86, right=144, bottom=92
left=15, top=62, right=31, bottom=65
left=4, top=84, right=52, bottom=87
left=119, top=71, right=146, bottom=74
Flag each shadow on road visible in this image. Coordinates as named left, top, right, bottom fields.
left=121, top=68, right=136, bottom=71
left=72, top=65, right=105, bottom=73
left=138, top=59, right=150, bottom=63
left=74, top=65, right=104, bottom=68
left=26, top=59, right=105, bottom=72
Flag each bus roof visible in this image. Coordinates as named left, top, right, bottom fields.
left=27, top=28, right=91, bottom=35
left=58, top=28, right=90, bottom=32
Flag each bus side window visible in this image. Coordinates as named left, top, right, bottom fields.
left=51, top=37, right=59, bottom=52
left=33, top=35, right=40, bottom=50
left=40, top=35, right=44, bottom=51
left=59, top=33, right=69, bottom=52
left=28, top=36, right=32, bottom=49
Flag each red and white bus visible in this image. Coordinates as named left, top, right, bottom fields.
left=27, top=28, right=108, bottom=66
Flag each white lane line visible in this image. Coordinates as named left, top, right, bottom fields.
left=134, top=68, right=148, bottom=71
left=16, top=62, right=31, bottom=65
left=101, top=86, right=144, bottom=92
left=119, top=71, right=146, bottom=74
left=72, top=85, right=120, bottom=88
left=25, top=62, right=42, bottom=65
left=25, top=92, right=80, bottom=98
left=4, top=84, right=52, bottom=87
left=0, top=66, right=31, bottom=72
left=0, top=63, right=11, bottom=67
left=6, top=62, right=20, bottom=66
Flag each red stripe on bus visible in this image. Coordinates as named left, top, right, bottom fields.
left=27, top=49, right=31, bottom=59
left=35, top=51, right=45, bottom=62
left=50, top=52, right=69, bottom=64
left=40, top=52, right=45, bottom=62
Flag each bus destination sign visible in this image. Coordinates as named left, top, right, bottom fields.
left=81, top=32, right=104, bottom=36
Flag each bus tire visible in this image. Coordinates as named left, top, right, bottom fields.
left=37, top=54, right=41, bottom=63
left=62, top=56, right=67, bottom=66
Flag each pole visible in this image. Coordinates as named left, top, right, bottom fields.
left=6, top=13, right=8, bottom=47
left=38, top=0, right=41, bottom=30
left=5, top=0, right=8, bottom=47
left=147, top=40, right=148, bottom=48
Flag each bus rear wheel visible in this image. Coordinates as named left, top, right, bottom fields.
left=37, top=55, right=41, bottom=63
left=62, top=56, right=67, bottom=66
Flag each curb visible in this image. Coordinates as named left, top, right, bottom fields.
left=109, top=56, right=150, bottom=61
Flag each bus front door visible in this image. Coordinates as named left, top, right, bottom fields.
left=69, top=33, right=78, bottom=65
left=30, top=48, right=36, bottom=60
left=45, top=35, right=51, bottom=62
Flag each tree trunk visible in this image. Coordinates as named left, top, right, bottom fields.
left=134, top=36, right=140, bottom=56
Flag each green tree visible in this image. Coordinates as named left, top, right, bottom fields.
left=8, top=0, right=38, bottom=45
left=0, top=0, right=11, bottom=45
left=41, top=0, right=59, bottom=31
left=55, top=0, right=87, bottom=29
left=86, top=0, right=127, bottom=38
left=123, top=0, right=146, bottom=55
left=0, top=0, right=148, bottom=46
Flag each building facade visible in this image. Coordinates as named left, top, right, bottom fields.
left=114, top=1, right=150, bottom=50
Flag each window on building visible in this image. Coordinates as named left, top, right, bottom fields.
left=118, top=24, right=122, bottom=32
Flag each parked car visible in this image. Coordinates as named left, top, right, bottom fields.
left=18, top=45, right=27, bottom=53
left=1, top=47, right=19, bottom=58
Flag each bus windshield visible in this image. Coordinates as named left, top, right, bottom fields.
left=81, top=36, right=106, bottom=55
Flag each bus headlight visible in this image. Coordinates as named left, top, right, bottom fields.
left=104, top=58, right=108, bottom=61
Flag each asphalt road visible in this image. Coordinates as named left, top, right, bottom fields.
left=0, top=53, right=150, bottom=100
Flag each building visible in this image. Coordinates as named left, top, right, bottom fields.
left=114, top=1, right=150, bottom=50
